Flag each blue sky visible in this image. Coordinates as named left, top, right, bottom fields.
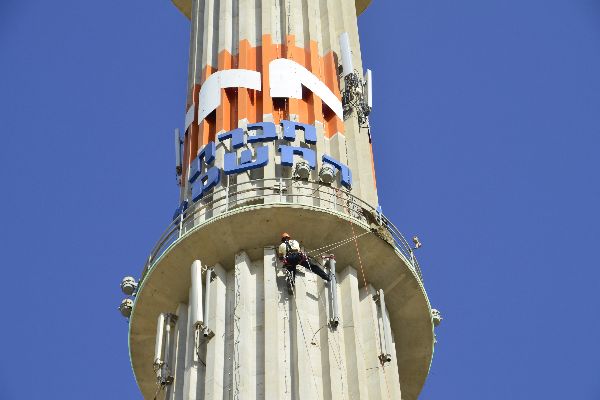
left=1, top=0, right=599, bottom=398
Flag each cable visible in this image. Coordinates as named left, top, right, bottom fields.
left=338, top=188, right=394, bottom=399
left=152, top=382, right=165, bottom=400
left=306, top=229, right=371, bottom=257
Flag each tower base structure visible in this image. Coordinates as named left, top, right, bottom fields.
left=129, top=194, right=434, bottom=400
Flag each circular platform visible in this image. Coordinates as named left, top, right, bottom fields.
left=129, top=202, right=433, bottom=399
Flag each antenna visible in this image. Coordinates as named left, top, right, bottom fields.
left=339, top=32, right=354, bottom=77
left=174, top=128, right=182, bottom=176
left=364, top=69, right=373, bottom=110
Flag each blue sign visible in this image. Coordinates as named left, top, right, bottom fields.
left=174, top=120, right=352, bottom=220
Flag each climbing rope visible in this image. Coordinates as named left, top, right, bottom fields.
left=306, top=230, right=371, bottom=257
left=281, top=287, right=290, bottom=396
left=152, top=382, right=165, bottom=400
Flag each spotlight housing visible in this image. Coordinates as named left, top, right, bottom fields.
left=119, top=298, right=134, bottom=318
left=294, top=160, right=311, bottom=180
left=432, top=309, right=442, bottom=327
left=121, top=276, right=138, bottom=296
left=412, top=236, right=422, bottom=249
left=319, top=164, right=336, bottom=184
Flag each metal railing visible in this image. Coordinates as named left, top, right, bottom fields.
left=140, top=178, right=423, bottom=283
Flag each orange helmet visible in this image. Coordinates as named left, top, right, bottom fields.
left=281, top=232, right=291, bottom=241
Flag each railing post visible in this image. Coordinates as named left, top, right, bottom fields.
left=203, top=268, right=214, bottom=338
left=178, top=213, right=184, bottom=239
left=279, top=177, right=283, bottom=203
left=225, top=176, right=230, bottom=212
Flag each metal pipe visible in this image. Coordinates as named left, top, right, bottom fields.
left=174, top=128, right=182, bottom=175
left=379, top=289, right=393, bottom=363
left=154, top=313, right=166, bottom=367
left=153, top=314, right=177, bottom=387
left=190, top=260, right=204, bottom=362
left=203, top=268, right=213, bottom=337
left=178, top=212, right=184, bottom=239
left=328, top=258, right=339, bottom=328
left=225, top=176, right=230, bottom=212
left=190, top=260, right=203, bottom=328
left=162, top=315, right=173, bottom=382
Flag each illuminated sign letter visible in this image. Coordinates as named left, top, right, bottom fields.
left=322, top=155, right=352, bottom=189
left=224, top=147, right=269, bottom=175
left=247, top=122, right=277, bottom=143
left=218, top=128, right=245, bottom=149
left=281, top=120, right=317, bottom=144
left=189, top=142, right=220, bottom=202
left=278, top=145, right=317, bottom=169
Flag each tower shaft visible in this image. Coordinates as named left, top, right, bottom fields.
left=123, top=2, right=436, bottom=400
left=178, top=0, right=378, bottom=207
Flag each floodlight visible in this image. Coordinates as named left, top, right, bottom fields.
left=294, top=161, right=311, bottom=180
left=121, top=276, right=138, bottom=296
left=412, top=236, right=422, bottom=249
left=432, top=309, right=443, bottom=327
left=119, top=298, right=133, bottom=318
left=319, top=164, right=336, bottom=184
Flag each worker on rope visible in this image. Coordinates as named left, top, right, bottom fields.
left=278, top=233, right=331, bottom=284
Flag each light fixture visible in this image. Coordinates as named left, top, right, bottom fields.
left=319, top=164, right=336, bottom=184
left=121, top=276, right=138, bottom=296
left=294, top=160, right=311, bottom=180
left=412, top=236, right=422, bottom=249
left=432, top=309, right=443, bottom=327
left=119, top=298, right=134, bottom=318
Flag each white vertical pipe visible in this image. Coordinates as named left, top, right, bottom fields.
left=164, top=315, right=174, bottom=363
left=155, top=313, right=166, bottom=366
left=163, top=315, right=176, bottom=397
left=328, top=258, right=339, bottom=327
left=191, top=260, right=204, bottom=329
left=379, top=289, right=392, bottom=362
left=203, top=268, right=213, bottom=337
left=174, top=128, right=182, bottom=173
left=364, top=69, right=373, bottom=109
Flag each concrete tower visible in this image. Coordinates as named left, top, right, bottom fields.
left=119, top=1, right=439, bottom=399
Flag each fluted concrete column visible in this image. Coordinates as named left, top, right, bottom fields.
left=148, top=252, right=403, bottom=399
left=340, top=266, right=369, bottom=399
left=203, top=264, right=227, bottom=400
